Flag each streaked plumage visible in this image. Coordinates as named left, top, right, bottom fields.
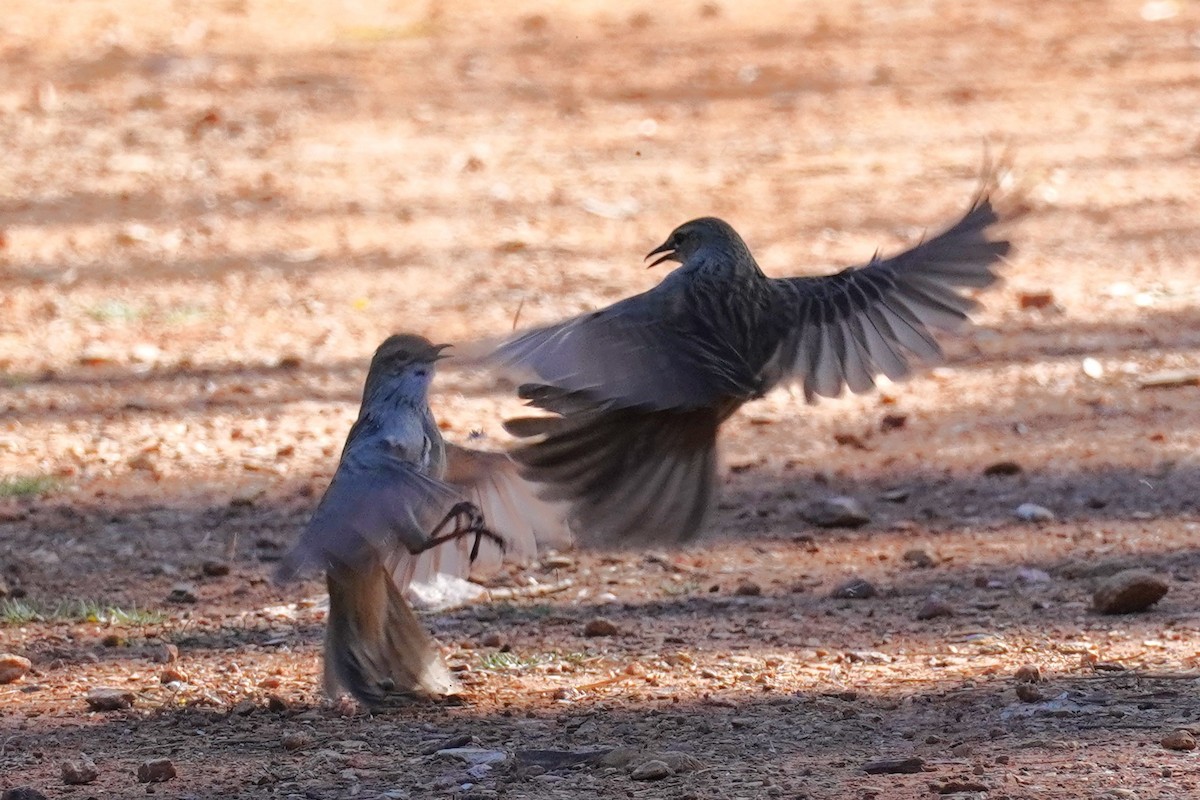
left=277, top=334, right=566, bottom=706
left=492, top=196, right=1010, bottom=546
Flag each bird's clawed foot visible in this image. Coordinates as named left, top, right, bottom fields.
left=415, top=501, right=506, bottom=562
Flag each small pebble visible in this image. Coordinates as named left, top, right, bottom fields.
left=160, top=667, right=189, bottom=684
left=1, top=789, right=48, bottom=800
left=583, top=618, right=619, bottom=637
left=804, top=496, right=871, bottom=528
left=541, top=554, right=574, bottom=570
left=983, top=460, right=1022, bottom=476
left=0, top=654, right=32, bottom=684
left=85, top=687, right=135, bottom=711
left=629, top=759, right=673, bottom=781
left=201, top=560, right=231, bottom=577
left=1015, top=503, right=1055, bottom=522
left=593, top=746, right=638, bottom=769
left=480, top=632, right=504, bottom=648
left=915, top=595, right=954, bottom=620
left=61, top=757, right=99, bottom=785
left=137, top=758, right=177, bottom=783
left=830, top=577, right=877, bottom=600
left=166, top=583, right=198, bottom=604
left=734, top=580, right=762, bottom=597
left=1093, top=570, right=1168, bottom=614
left=1014, top=664, right=1043, bottom=683
left=656, top=751, right=704, bottom=773
left=1161, top=730, right=1196, bottom=751
left=902, top=549, right=935, bottom=568
left=419, top=734, right=473, bottom=755
left=863, top=756, right=924, bottom=774
left=281, top=732, right=311, bottom=751
left=153, top=643, right=179, bottom=664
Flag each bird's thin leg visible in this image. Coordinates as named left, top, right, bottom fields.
left=408, top=501, right=505, bottom=557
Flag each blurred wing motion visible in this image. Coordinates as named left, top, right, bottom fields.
left=490, top=197, right=1009, bottom=548
left=490, top=291, right=760, bottom=412
left=403, top=442, right=573, bottom=588
left=503, top=385, right=727, bottom=547
left=277, top=451, right=468, bottom=704
left=276, top=449, right=463, bottom=583
left=769, top=198, right=1008, bottom=401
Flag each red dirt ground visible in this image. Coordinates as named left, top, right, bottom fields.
left=2, top=1, right=1200, bottom=798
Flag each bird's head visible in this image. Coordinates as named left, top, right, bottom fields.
left=645, top=217, right=753, bottom=273
left=362, top=334, right=451, bottom=402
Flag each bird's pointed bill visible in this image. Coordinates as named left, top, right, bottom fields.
left=645, top=240, right=676, bottom=268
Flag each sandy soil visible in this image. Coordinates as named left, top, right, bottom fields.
left=2, top=0, right=1200, bottom=797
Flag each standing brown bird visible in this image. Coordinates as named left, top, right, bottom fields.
left=491, top=194, right=1011, bottom=546
left=277, top=334, right=565, bottom=706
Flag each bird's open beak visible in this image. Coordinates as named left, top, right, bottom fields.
left=645, top=240, right=676, bottom=269
left=433, top=343, right=453, bottom=361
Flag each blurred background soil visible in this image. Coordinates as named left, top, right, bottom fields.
left=1, top=1, right=1199, bottom=797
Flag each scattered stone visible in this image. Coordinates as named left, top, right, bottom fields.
left=1161, top=730, right=1196, bottom=751
left=930, top=779, right=989, bottom=794
left=1018, top=290, right=1056, bottom=310
left=0, top=654, right=32, bottom=684
left=630, top=759, right=673, bottom=781
left=1015, top=684, right=1043, bottom=703
left=281, top=732, right=312, bottom=751
left=137, top=758, right=176, bottom=783
left=733, top=580, right=762, bottom=597
left=804, top=496, right=871, bottom=528
left=1014, top=664, right=1043, bottom=683
left=266, top=694, right=288, bottom=712
left=1015, top=503, right=1055, bottom=522
left=1092, top=661, right=1127, bottom=672
left=830, top=577, right=877, bottom=600
left=61, top=757, right=99, bottom=785
left=656, top=751, right=704, bottom=773
left=879, top=413, right=907, bottom=432
left=166, top=583, right=198, bottom=604
left=1082, top=357, right=1104, bottom=379
left=902, top=549, right=934, bottom=568
left=435, top=747, right=508, bottom=766
left=1015, top=567, right=1053, bottom=585
left=583, top=617, right=619, bottom=637
left=983, top=460, right=1022, bottom=476
left=85, top=687, right=135, bottom=711
left=915, top=595, right=954, bottom=620
left=863, top=756, right=924, bottom=774
left=201, top=560, right=230, bottom=577
left=101, top=633, right=125, bottom=648
left=1, top=789, right=48, bottom=800
left=419, top=733, right=473, bottom=755
left=879, top=487, right=910, bottom=503
left=160, top=667, right=189, bottom=684
left=1093, top=790, right=1138, bottom=800
left=1093, top=570, right=1168, bottom=614
left=593, top=746, right=639, bottom=769
left=153, top=643, right=179, bottom=664
left=480, top=632, right=504, bottom=648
